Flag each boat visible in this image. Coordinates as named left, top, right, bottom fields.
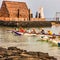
left=13, top=30, right=37, bottom=36
left=13, top=30, right=60, bottom=36
left=13, top=30, right=60, bottom=47
left=50, top=39, right=60, bottom=47
left=13, top=30, right=23, bottom=35
left=41, top=36, right=60, bottom=47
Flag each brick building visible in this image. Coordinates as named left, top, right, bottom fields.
left=0, top=1, right=29, bottom=21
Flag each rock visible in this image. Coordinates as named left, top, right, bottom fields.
left=46, top=56, right=57, bottom=60
left=0, top=55, right=3, bottom=58
left=0, top=47, right=57, bottom=60
left=0, top=47, right=6, bottom=51
left=0, top=47, right=7, bottom=58
left=8, top=47, right=19, bottom=50
left=6, top=56, right=20, bottom=60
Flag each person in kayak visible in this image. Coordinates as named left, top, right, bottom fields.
left=15, top=28, right=19, bottom=32
left=40, top=28, right=45, bottom=34
left=19, top=27, right=26, bottom=33
left=47, top=30, right=52, bottom=35
left=31, top=28, right=36, bottom=34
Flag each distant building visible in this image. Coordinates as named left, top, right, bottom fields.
left=38, top=7, right=45, bottom=18
left=0, top=1, right=29, bottom=21
left=0, top=1, right=45, bottom=21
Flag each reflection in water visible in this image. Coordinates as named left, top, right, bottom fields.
left=0, top=26, right=60, bottom=60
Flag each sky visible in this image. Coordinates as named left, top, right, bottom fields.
left=0, top=0, right=60, bottom=18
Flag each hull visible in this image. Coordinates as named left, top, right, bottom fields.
left=13, top=31, right=23, bottom=35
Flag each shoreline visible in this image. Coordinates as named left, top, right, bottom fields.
left=0, top=20, right=60, bottom=28
left=0, top=21, right=51, bottom=27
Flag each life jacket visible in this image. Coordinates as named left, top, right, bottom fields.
left=19, top=28, right=25, bottom=33
left=48, top=31, right=52, bottom=35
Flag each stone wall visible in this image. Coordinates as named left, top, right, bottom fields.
left=0, top=21, right=52, bottom=27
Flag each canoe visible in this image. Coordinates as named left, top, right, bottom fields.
left=13, top=31, right=23, bottom=35
left=13, top=31, right=37, bottom=36
left=13, top=30, right=60, bottom=47
left=13, top=30, right=60, bottom=37
left=51, top=40, right=60, bottom=47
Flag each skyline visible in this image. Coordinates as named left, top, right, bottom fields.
left=0, top=0, right=60, bottom=19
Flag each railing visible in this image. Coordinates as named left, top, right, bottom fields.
left=45, top=18, right=56, bottom=21
left=46, top=18, right=60, bottom=21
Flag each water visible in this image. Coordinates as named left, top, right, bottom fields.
left=0, top=26, right=60, bottom=60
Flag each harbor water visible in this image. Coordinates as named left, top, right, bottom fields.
left=0, top=26, right=60, bottom=60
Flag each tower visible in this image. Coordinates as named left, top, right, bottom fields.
left=38, top=7, right=45, bottom=18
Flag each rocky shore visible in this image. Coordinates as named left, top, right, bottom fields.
left=0, top=21, right=52, bottom=27
left=0, top=47, right=57, bottom=60
left=0, top=20, right=60, bottom=27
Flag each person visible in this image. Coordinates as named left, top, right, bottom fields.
left=19, top=27, right=25, bottom=33
left=52, top=33, right=56, bottom=39
left=47, top=30, right=52, bottom=35
left=40, top=28, right=45, bottom=34
left=49, top=33, right=56, bottom=39
left=31, top=28, right=36, bottom=34
left=15, top=28, right=19, bottom=32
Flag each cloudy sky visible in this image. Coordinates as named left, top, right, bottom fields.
left=0, top=0, right=60, bottom=18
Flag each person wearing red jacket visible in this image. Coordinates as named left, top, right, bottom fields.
left=19, top=27, right=25, bottom=33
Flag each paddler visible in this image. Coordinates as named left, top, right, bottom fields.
left=15, top=28, right=19, bottom=32
left=19, top=27, right=25, bottom=33
left=40, top=28, right=45, bottom=34
left=47, top=30, right=52, bottom=35
left=52, top=34, right=56, bottom=39
left=47, top=30, right=56, bottom=39
left=31, top=28, right=36, bottom=34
